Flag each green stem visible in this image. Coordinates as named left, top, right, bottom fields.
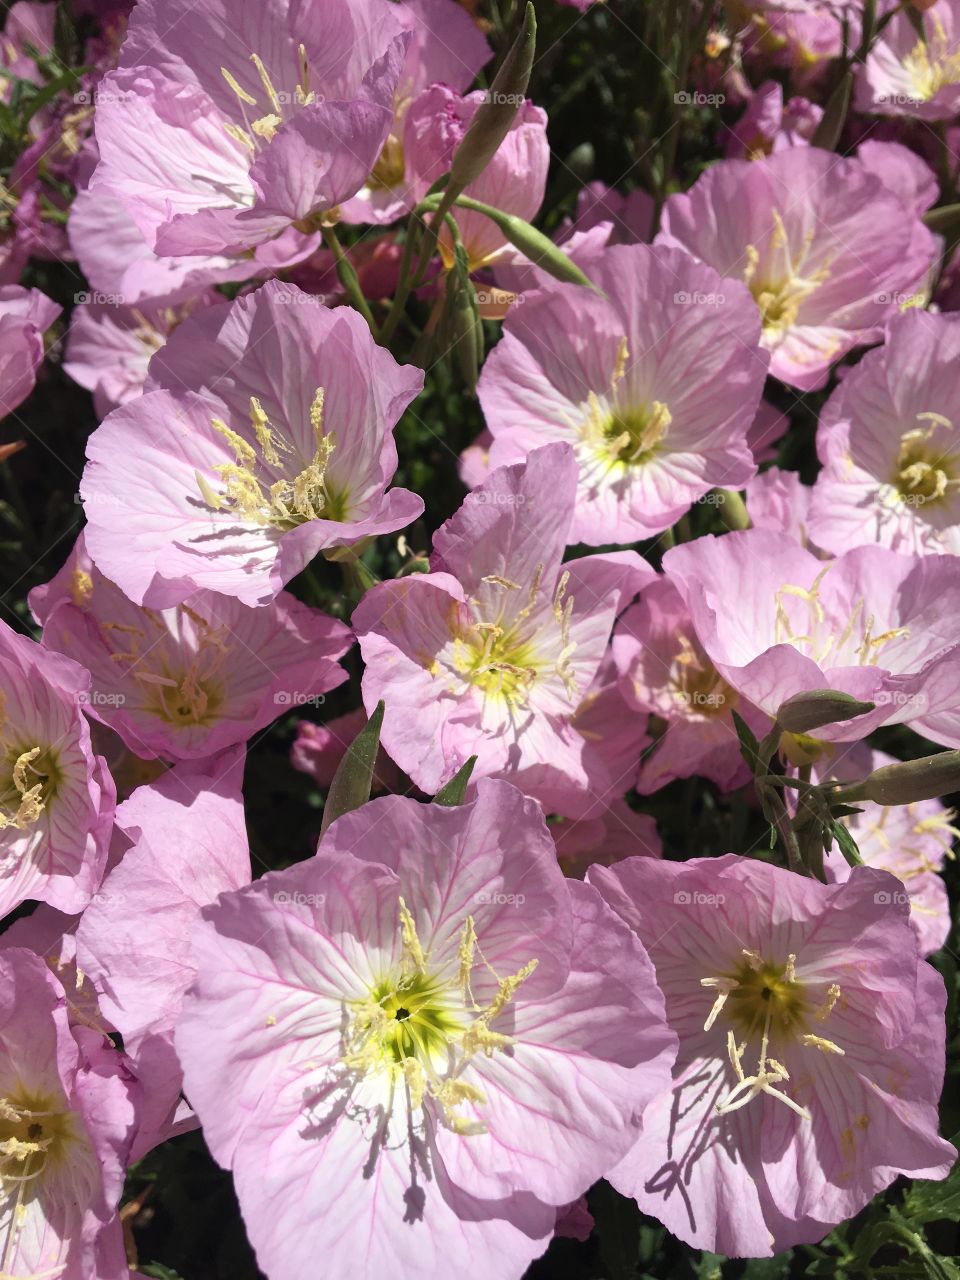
left=321, top=224, right=377, bottom=334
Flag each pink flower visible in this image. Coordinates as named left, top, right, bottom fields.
left=341, top=0, right=491, bottom=225
left=856, top=138, right=939, bottom=216
left=745, top=465, right=821, bottom=549
left=477, top=244, right=767, bottom=543
left=588, top=854, right=956, bottom=1255
left=354, top=443, right=653, bottom=814
left=291, top=707, right=407, bottom=794
left=0, top=621, right=114, bottom=918
left=660, top=529, right=960, bottom=747
left=560, top=182, right=654, bottom=245
left=662, top=529, right=960, bottom=743
left=76, top=750, right=251, bottom=1161
left=551, top=798, right=662, bottom=877
left=748, top=399, right=791, bottom=463
left=613, top=578, right=771, bottom=794
left=0, top=285, right=60, bottom=419
left=174, top=780, right=677, bottom=1279
left=30, top=533, right=351, bottom=761
left=809, top=311, right=960, bottom=557
left=90, top=0, right=408, bottom=266
left=404, top=85, right=549, bottom=270
left=657, top=149, right=940, bottom=390
left=68, top=186, right=257, bottom=305
left=0, top=946, right=139, bottom=1279
left=858, top=0, right=960, bottom=120
left=80, top=281, right=424, bottom=608
left=64, top=289, right=220, bottom=417
left=725, top=81, right=822, bottom=158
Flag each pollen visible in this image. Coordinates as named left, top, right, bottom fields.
left=196, top=392, right=345, bottom=529
left=340, top=901, right=536, bottom=1135
left=701, top=949, right=845, bottom=1122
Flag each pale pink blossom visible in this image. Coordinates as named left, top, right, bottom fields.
left=477, top=244, right=767, bottom=543
left=657, top=149, right=940, bottom=390
left=354, top=444, right=653, bottom=815
left=175, top=780, right=677, bottom=1278
left=81, top=281, right=424, bottom=607
left=589, top=854, right=956, bottom=1255
left=30, top=532, right=351, bottom=761
left=858, top=0, right=960, bottom=120
left=0, top=621, right=114, bottom=918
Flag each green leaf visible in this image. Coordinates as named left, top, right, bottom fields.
left=731, top=708, right=761, bottom=772
left=904, top=1141, right=960, bottom=1225
left=433, top=756, right=477, bottom=806
left=141, top=1266, right=187, bottom=1280
left=811, top=71, right=852, bottom=151
left=830, top=820, right=863, bottom=868
left=319, top=701, right=384, bottom=834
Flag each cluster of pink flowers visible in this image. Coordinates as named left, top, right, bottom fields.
left=1, top=0, right=959, bottom=1276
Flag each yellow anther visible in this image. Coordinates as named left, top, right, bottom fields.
left=398, top=896, right=426, bottom=972
left=250, top=53, right=281, bottom=114
left=221, top=66, right=256, bottom=106
left=211, top=418, right=257, bottom=465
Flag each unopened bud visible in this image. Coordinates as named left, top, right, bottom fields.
left=447, top=3, right=536, bottom=196
left=862, top=751, right=960, bottom=806
left=776, top=689, right=875, bottom=735
left=453, top=194, right=597, bottom=289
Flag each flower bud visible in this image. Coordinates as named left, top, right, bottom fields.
left=447, top=3, right=537, bottom=197
left=776, top=689, right=875, bottom=735
left=862, top=751, right=960, bottom=806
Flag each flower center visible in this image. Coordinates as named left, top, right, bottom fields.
left=743, top=211, right=831, bottom=342
left=368, top=134, right=405, bottom=192
left=0, top=1087, right=82, bottom=1270
left=220, top=47, right=316, bottom=154
left=670, top=633, right=735, bottom=717
left=99, top=604, right=231, bottom=727
left=904, top=17, right=960, bottom=102
left=702, top=949, right=843, bottom=1120
left=891, top=413, right=959, bottom=508
left=340, top=899, right=537, bottom=1134
left=773, top=564, right=909, bottom=667
left=579, top=338, right=671, bottom=468
left=0, top=691, right=60, bottom=832
left=195, top=390, right=348, bottom=529
left=447, top=568, right=578, bottom=707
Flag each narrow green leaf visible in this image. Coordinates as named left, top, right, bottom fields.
left=731, top=708, right=761, bottom=771
left=811, top=71, right=853, bottom=151
left=320, top=701, right=384, bottom=834
left=831, top=819, right=864, bottom=868
left=433, top=756, right=478, bottom=806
